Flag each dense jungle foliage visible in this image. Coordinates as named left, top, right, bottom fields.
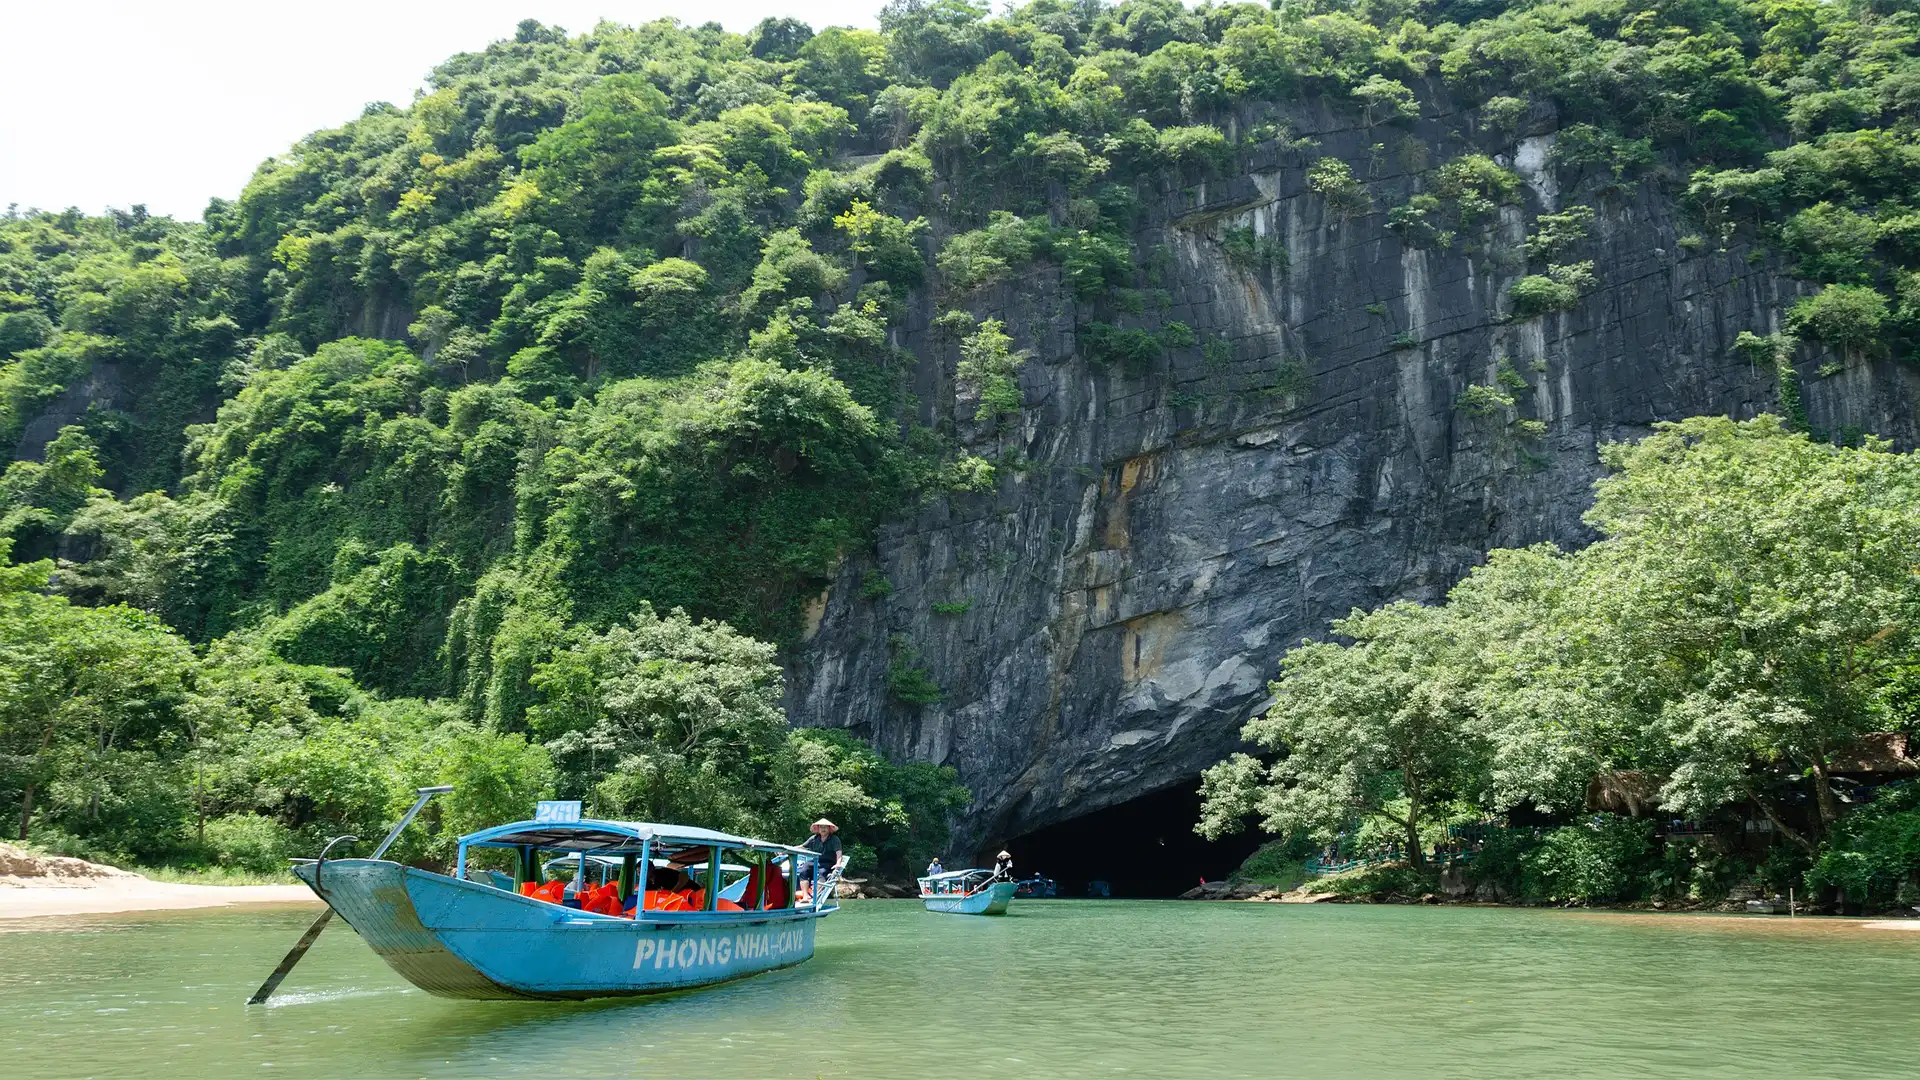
left=5, top=0, right=1920, bottom=880
left=1203, top=418, right=1920, bottom=911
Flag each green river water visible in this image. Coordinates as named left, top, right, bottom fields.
left=3, top=899, right=1917, bottom=1079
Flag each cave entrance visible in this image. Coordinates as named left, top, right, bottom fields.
left=1003, top=780, right=1265, bottom=898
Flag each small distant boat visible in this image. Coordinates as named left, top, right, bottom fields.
left=918, top=869, right=1016, bottom=915
left=1015, top=875, right=1058, bottom=898
left=289, top=804, right=841, bottom=1000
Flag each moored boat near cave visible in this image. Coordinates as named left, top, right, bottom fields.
left=289, top=807, right=842, bottom=1000
left=917, top=868, right=1017, bottom=915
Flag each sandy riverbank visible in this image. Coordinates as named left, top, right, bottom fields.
left=0, top=843, right=317, bottom=920
left=0, top=881, right=318, bottom=920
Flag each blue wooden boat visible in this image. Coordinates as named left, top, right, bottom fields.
left=290, top=809, right=841, bottom=1000
left=917, top=869, right=1017, bottom=915
left=1014, top=875, right=1058, bottom=898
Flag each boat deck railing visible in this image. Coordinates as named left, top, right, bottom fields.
left=1305, top=852, right=1401, bottom=875
left=809, top=859, right=846, bottom=910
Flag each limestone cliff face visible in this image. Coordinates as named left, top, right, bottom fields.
left=786, top=99, right=1920, bottom=855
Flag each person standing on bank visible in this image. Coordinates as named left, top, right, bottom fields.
left=994, top=849, right=1014, bottom=881
left=800, top=818, right=844, bottom=900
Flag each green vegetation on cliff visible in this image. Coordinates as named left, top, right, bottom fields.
left=5, top=0, right=1920, bottom=875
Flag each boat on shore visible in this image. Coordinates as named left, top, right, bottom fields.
left=289, top=808, right=841, bottom=1000
left=918, top=868, right=1017, bottom=915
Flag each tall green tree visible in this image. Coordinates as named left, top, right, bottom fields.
left=1578, top=416, right=1920, bottom=848
left=0, top=545, right=197, bottom=851
left=1199, top=601, right=1487, bottom=868
left=527, top=602, right=788, bottom=830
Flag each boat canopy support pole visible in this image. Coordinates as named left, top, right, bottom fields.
left=373, top=785, right=453, bottom=861
left=637, top=838, right=651, bottom=911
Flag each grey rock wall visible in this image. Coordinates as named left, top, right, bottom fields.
left=791, top=102, right=1920, bottom=857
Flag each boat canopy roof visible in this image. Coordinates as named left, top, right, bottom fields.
left=461, top=818, right=812, bottom=857
left=920, top=868, right=992, bottom=881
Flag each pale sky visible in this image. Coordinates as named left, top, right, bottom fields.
left=0, top=1, right=883, bottom=221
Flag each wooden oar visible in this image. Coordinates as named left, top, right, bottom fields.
left=247, top=908, right=335, bottom=1005
left=246, top=785, right=452, bottom=1005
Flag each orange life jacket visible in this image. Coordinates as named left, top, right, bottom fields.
left=581, top=883, right=622, bottom=916
left=643, top=889, right=686, bottom=911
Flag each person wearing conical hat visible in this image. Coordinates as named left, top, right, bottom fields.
left=993, top=848, right=1014, bottom=881
left=798, top=818, right=843, bottom=901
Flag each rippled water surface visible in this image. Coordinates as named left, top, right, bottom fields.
left=3, top=900, right=1918, bottom=1079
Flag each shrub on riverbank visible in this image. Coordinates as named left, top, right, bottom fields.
left=1296, top=864, right=1435, bottom=902
left=1251, top=814, right=1758, bottom=908
left=1511, top=819, right=1655, bottom=905
left=1807, top=784, right=1920, bottom=911
left=1230, top=838, right=1313, bottom=892
left=198, top=814, right=294, bottom=875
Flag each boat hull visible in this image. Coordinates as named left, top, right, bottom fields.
left=920, top=881, right=1017, bottom=915
left=293, top=860, right=829, bottom=1000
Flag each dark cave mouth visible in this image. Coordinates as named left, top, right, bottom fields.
left=1002, top=780, right=1266, bottom=899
